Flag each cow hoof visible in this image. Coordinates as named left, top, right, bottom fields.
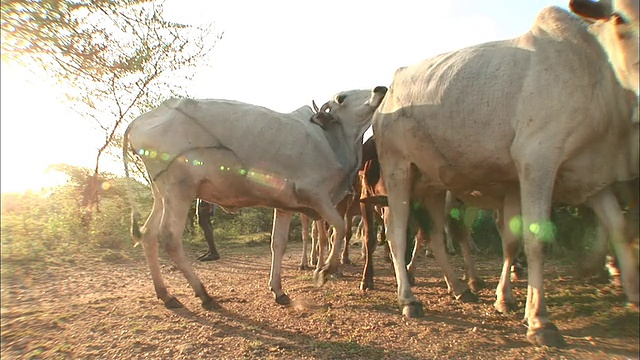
left=298, top=264, right=310, bottom=271
left=341, top=258, right=352, bottom=266
left=468, top=278, right=486, bottom=292
left=455, top=289, right=478, bottom=303
left=407, top=273, right=416, bottom=286
left=275, top=294, right=291, bottom=305
left=526, top=323, right=566, bottom=348
left=202, top=298, right=221, bottom=310
left=313, top=270, right=329, bottom=287
left=197, top=253, right=220, bottom=261
left=360, top=280, right=374, bottom=291
left=494, top=300, right=518, bottom=314
left=164, top=297, right=184, bottom=309
left=401, top=301, right=424, bottom=318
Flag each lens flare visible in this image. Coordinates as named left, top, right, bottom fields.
left=246, top=168, right=286, bottom=191
left=509, top=215, right=523, bottom=236
left=528, top=221, right=556, bottom=242
left=462, top=207, right=478, bottom=228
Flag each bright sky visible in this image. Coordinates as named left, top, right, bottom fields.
left=0, top=0, right=568, bottom=194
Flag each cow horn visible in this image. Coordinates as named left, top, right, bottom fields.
left=319, top=101, right=330, bottom=113
left=312, top=100, right=319, bottom=113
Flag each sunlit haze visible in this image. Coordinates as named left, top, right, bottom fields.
left=0, top=0, right=568, bottom=194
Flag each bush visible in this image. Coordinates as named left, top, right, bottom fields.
left=2, top=164, right=612, bottom=269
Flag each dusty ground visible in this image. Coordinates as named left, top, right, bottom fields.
left=2, top=239, right=639, bottom=360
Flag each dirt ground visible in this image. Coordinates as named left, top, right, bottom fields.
left=2, top=239, right=639, bottom=360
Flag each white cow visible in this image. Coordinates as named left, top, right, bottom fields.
left=373, top=6, right=638, bottom=347
left=123, top=86, right=387, bottom=309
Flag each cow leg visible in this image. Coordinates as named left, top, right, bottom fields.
left=406, top=226, right=425, bottom=286
left=313, top=220, right=329, bottom=275
left=454, top=218, right=485, bottom=292
left=360, top=202, right=377, bottom=291
left=377, top=208, right=388, bottom=245
left=494, top=189, right=521, bottom=314
left=269, top=209, right=293, bottom=305
left=140, top=186, right=180, bottom=308
left=588, top=188, right=639, bottom=307
left=383, top=161, right=423, bottom=318
left=299, top=214, right=311, bottom=270
left=445, top=197, right=484, bottom=291
left=311, top=220, right=320, bottom=266
left=356, top=216, right=366, bottom=259
left=160, top=191, right=217, bottom=310
left=516, top=156, right=565, bottom=347
left=197, top=201, right=220, bottom=261
left=419, top=195, right=477, bottom=303
left=467, top=235, right=482, bottom=254
left=316, top=203, right=347, bottom=285
left=379, top=208, right=393, bottom=264
left=342, top=214, right=353, bottom=265
left=443, top=192, right=458, bottom=255
left=444, top=228, right=456, bottom=255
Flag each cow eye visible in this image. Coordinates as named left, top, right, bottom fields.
left=612, top=13, right=627, bottom=25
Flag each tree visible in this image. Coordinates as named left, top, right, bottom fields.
left=1, top=0, right=223, bottom=208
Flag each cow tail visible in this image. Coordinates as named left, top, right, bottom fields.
left=122, top=124, right=143, bottom=247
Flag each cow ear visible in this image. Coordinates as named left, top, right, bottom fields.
left=335, top=94, right=347, bottom=105
left=367, top=86, right=388, bottom=108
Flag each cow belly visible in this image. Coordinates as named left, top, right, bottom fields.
left=181, top=148, right=301, bottom=210
left=379, top=117, right=517, bottom=194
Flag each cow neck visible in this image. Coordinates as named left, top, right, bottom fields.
left=321, top=119, right=367, bottom=204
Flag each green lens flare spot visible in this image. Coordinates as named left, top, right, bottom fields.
left=528, top=221, right=556, bottom=242
left=150, top=150, right=157, bottom=159
left=239, top=169, right=247, bottom=176
left=220, top=165, right=225, bottom=171
left=509, top=216, right=523, bottom=236
left=449, top=208, right=460, bottom=220
left=529, top=223, right=540, bottom=234
left=161, top=153, right=170, bottom=161
left=463, top=207, right=478, bottom=228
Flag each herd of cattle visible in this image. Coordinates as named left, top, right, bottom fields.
left=122, top=1, right=639, bottom=348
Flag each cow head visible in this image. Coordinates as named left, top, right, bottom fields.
left=310, top=86, right=388, bottom=131
left=570, top=0, right=639, bottom=95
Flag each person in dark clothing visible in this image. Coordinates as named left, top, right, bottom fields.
left=196, top=199, right=220, bottom=261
